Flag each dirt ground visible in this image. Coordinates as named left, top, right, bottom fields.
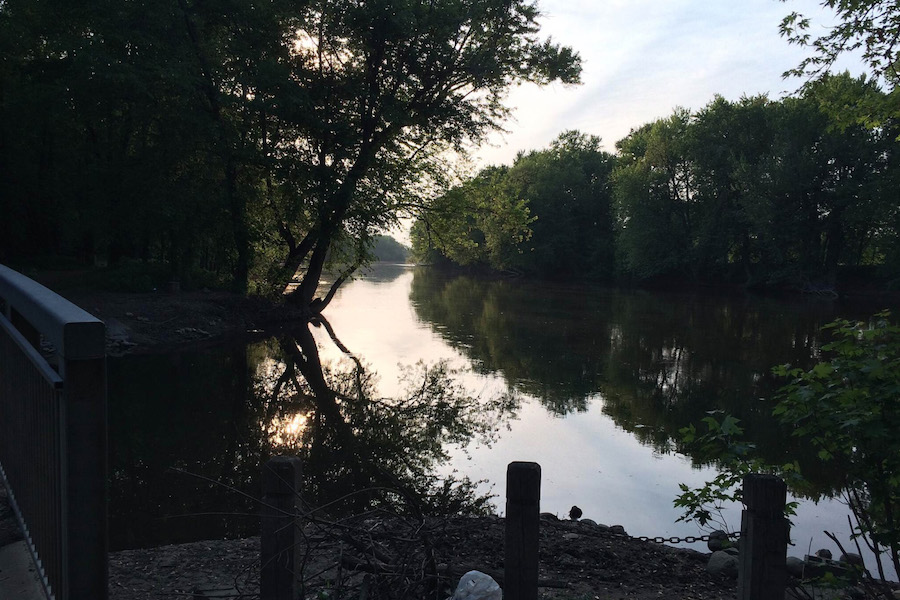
left=60, top=288, right=300, bottom=355
left=108, top=515, right=738, bottom=600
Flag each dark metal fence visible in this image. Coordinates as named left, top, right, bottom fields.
left=0, top=264, right=108, bottom=600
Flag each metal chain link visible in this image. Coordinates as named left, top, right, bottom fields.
left=613, top=531, right=741, bottom=545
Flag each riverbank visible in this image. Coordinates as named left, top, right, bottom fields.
left=60, top=288, right=301, bottom=355
left=108, top=515, right=737, bottom=600
left=2, top=484, right=736, bottom=599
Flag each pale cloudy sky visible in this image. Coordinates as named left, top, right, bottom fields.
left=473, top=0, right=863, bottom=167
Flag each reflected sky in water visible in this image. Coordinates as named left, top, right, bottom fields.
left=109, top=263, right=890, bottom=576
left=314, top=264, right=880, bottom=563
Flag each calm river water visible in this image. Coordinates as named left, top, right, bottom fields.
left=108, top=264, right=894, bottom=573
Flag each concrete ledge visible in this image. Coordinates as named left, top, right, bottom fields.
left=0, top=541, right=46, bottom=600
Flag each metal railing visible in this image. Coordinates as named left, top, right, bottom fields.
left=0, top=264, right=108, bottom=600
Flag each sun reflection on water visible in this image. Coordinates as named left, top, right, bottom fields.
left=268, top=411, right=311, bottom=447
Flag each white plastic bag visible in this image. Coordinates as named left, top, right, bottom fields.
left=449, top=570, right=502, bottom=600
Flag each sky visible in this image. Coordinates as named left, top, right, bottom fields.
left=472, top=0, right=864, bottom=167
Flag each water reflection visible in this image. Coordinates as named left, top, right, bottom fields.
left=109, top=318, right=512, bottom=549
left=109, top=267, right=887, bottom=551
left=409, top=269, right=879, bottom=482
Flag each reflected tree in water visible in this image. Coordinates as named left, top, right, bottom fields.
left=409, top=268, right=872, bottom=474
left=255, top=320, right=516, bottom=517
left=108, top=318, right=515, bottom=549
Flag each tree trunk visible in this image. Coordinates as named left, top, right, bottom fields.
left=227, top=158, right=250, bottom=294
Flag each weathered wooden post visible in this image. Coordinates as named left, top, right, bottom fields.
left=738, top=473, right=789, bottom=600
left=505, top=461, right=541, bottom=600
left=261, top=456, right=303, bottom=600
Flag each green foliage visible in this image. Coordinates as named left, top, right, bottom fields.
left=412, top=130, right=617, bottom=279
left=613, top=111, right=694, bottom=280
left=0, top=0, right=581, bottom=306
left=773, top=310, right=900, bottom=577
left=612, top=80, right=900, bottom=287
left=673, top=413, right=799, bottom=532
left=675, top=311, right=900, bottom=580
left=505, top=131, right=618, bottom=279
left=371, top=235, right=410, bottom=263
left=410, top=166, right=534, bottom=271
left=781, top=1, right=900, bottom=87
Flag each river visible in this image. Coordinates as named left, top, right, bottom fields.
left=108, top=263, right=893, bottom=575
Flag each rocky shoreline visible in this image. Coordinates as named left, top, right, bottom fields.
left=5, top=484, right=740, bottom=600
left=107, top=515, right=738, bottom=600
left=59, top=289, right=301, bottom=356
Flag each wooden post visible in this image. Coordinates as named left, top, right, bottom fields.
left=505, top=461, right=540, bottom=600
left=260, top=456, right=303, bottom=600
left=738, top=473, right=789, bottom=600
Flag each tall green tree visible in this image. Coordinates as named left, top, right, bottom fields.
left=780, top=0, right=900, bottom=125
left=251, top=0, right=581, bottom=311
left=0, top=0, right=580, bottom=304
left=612, top=110, right=695, bottom=280
left=504, top=130, right=617, bottom=279
left=411, top=166, right=533, bottom=271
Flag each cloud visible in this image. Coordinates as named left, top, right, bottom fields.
left=474, top=0, right=863, bottom=166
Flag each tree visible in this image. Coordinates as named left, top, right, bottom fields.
left=780, top=0, right=900, bottom=125
left=781, top=1, right=900, bottom=83
left=0, top=0, right=261, bottom=287
left=676, top=311, right=900, bottom=586
left=410, top=166, right=533, bottom=271
left=252, top=0, right=581, bottom=311
left=0, top=0, right=579, bottom=304
left=503, top=130, right=617, bottom=279
left=612, top=110, right=695, bottom=280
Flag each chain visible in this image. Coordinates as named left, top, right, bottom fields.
left=614, top=531, right=741, bottom=545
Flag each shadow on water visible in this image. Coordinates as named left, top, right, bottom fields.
left=109, top=318, right=512, bottom=550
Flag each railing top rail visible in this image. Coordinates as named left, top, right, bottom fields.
left=0, top=264, right=104, bottom=360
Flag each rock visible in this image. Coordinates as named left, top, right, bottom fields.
left=707, top=550, right=739, bottom=579
left=722, top=547, right=739, bottom=557
left=839, top=553, right=863, bottom=567
left=449, top=570, right=501, bottom=600
left=609, top=525, right=626, bottom=535
left=580, top=518, right=598, bottom=527
left=786, top=556, right=805, bottom=578
left=568, top=506, right=582, bottom=520
left=192, top=585, right=238, bottom=598
left=539, top=512, right=558, bottom=522
left=815, top=548, right=833, bottom=559
left=562, top=533, right=580, bottom=541
left=0, top=517, right=23, bottom=546
left=708, top=529, right=729, bottom=552
left=845, top=586, right=865, bottom=599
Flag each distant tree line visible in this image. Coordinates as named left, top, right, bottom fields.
left=412, top=73, right=900, bottom=289
left=371, top=235, right=410, bottom=263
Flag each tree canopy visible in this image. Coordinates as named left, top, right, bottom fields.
left=0, top=0, right=581, bottom=308
left=780, top=0, right=900, bottom=125
left=416, top=74, right=900, bottom=290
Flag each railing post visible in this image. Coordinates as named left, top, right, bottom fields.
left=261, top=456, right=303, bottom=600
left=505, top=461, right=540, bottom=600
left=60, top=352, right=108, bottom=599
left=738, top=473, right=789, bottom=600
